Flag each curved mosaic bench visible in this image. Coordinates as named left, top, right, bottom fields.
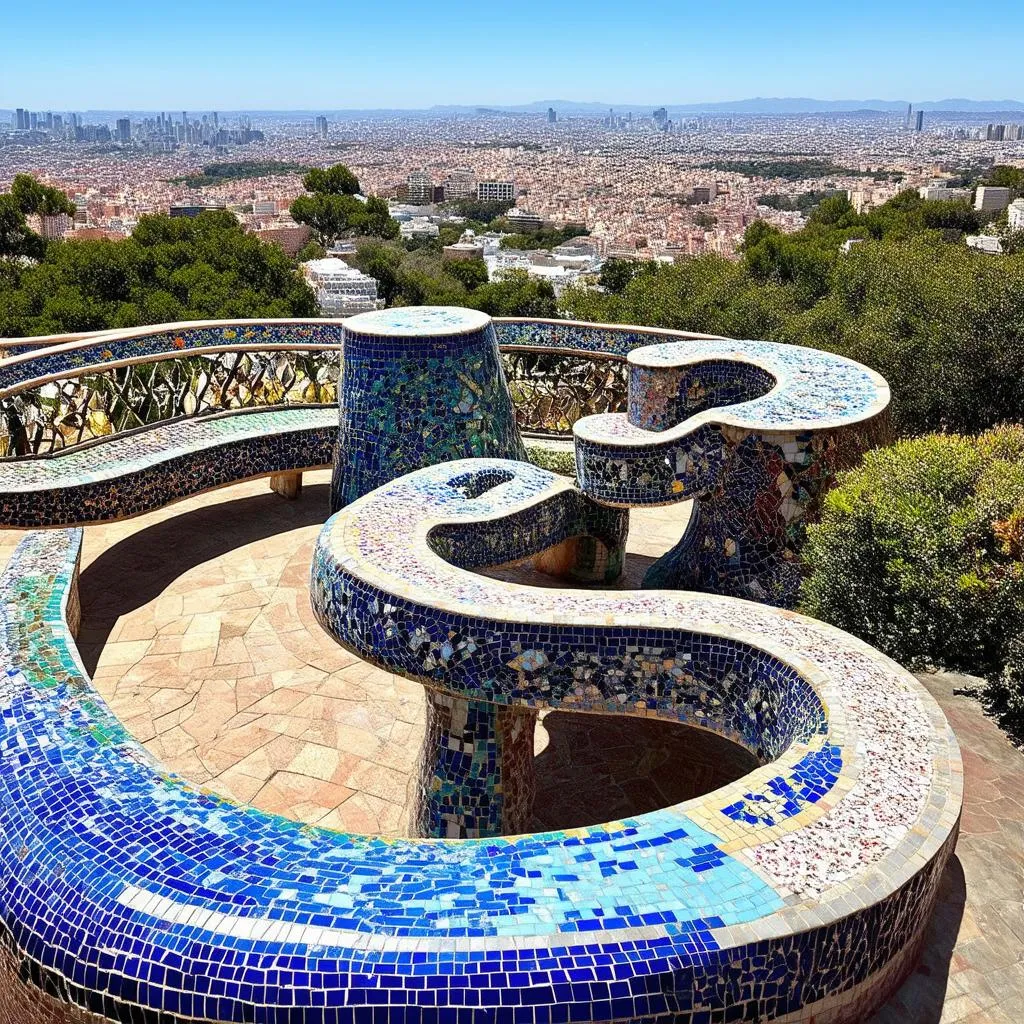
left=0, top=407, right=336, bottom=527
left=310, top=457, right=960, bottom=1023
left=571, top=338, right=890, bottom=605
left=0, top=457, right=961, bottom=1024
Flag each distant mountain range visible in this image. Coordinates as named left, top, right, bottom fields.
left=6, top=98, right=1024, bottom=119
left=432, top=98, right=1024, bottom=115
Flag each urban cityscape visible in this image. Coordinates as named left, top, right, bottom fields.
left=3, top=101, right=1024, bottom=314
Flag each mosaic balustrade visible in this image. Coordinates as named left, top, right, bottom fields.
left=0, top=312, right=957, bottom=1024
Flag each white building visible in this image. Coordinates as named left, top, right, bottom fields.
left=1008, top=198, right=1024, bottom=231
left=443, top=168, right=476, bottom=201
left=506, top=208, right=543, bottom=232
left=974, top=187, right=1012, bottom=213
left=477, top=181, right=516, bottom=204
left=399, top=217, right=440, bottom=241
left=301, top=258, right=382, bottom=317
left=252, top=200, right=277, bottom=217
left=966, top=235, right=1003, bottom=254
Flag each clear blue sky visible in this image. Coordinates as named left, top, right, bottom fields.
left=4, top=0, right=1023, bottom=110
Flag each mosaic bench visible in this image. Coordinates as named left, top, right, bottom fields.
left=571, top=337, right=890, bottom=605
left=0, top=458, right=960, bottom=1024
left=0, top=406, right=337, bottom=527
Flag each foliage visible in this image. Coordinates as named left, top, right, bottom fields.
left=169, top=161, right=306, bottom=188
left=699, top=158, right=894, bottom=182
left=0, top=174, right=76, bottom=262
left=800, top=428, right=1024, bottom=676
left=289, top=164, right=398, bottom=245
left=0, top=207, right=316, bottom=336
left=985, top=634, right=1024, bottom=737
left=984, top=165, right=1024, bottom=197
left=295, top=240, right=326, bottom=263
left=469, top=270, right=557, bottom=317
left=10, top=174, right=76, bottom=217
left=524, top=440, right=575, bottom=476
left=302, top=164, right=360, bottom=195
left=598, top=258, right=643, bottom=294
left=444, top=258, right=489, bottom=291
left=560, top=189, right=1024, bottom=435
left=498, top=224, right=589, bottom=251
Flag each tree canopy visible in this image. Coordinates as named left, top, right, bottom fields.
left=0, top=189, right=316, bottom=337
left=289, top=164, right=398, bottom=245
left=0, top=174, right=77, bottom=262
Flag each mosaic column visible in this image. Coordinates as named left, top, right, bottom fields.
left=418, top=690, right=537, bottom=838
left=331, top=307, right=527, bottom=511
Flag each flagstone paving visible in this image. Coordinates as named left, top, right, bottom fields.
left=0, top=469, right=1020, bottom=1022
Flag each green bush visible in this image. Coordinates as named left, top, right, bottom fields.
left=800, top=427, right=1024, bottom=675
left=985, top=633, right=1024, bottom=736
left=524, top=440, right=576, bottom=477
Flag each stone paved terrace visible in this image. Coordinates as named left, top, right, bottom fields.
left=0, top=470, right=1019, bottom=1023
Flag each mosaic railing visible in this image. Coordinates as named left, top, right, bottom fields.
left=0, top=318, right=721, bottom=457
left=0, top=349, right=340, bottom=457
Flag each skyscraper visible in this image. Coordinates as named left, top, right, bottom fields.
left=315, top=115, right=328, bottom=138
left=547, top=107, right=557, bottom=123
left=905, top=103, right=912, bottom=130
left=116, top=118, right=131, bottom=142
left=915, top=110, right=924, bottom=132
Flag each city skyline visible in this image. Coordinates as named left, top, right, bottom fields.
left=6, top=0, right=1024, bottom=110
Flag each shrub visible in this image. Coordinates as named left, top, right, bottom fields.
left=800, top=426, right=1024, bottom=675
left=985, top=633, right=1024, bottom=737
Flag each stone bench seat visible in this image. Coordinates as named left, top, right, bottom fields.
left=0, top=406, right=336, bottom=527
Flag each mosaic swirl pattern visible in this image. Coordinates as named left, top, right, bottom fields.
left=572, top=338, right=890, bottom=605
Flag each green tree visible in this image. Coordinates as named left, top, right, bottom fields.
left=353, top=196, right=400, bottom=240
left=295, top=240, right=326, bottom=262
left=290, top=193, right=361, bottom=246
left=598, top=257, right=642, bottom=294
left=0, top=195, right=46, bottom=261
left=9, top=174, right=76, bottom=217
left=469, top=269, right=557, bottom=317
left=302, top=164, right=360, bottom=196
left=1, top=209, right=316, bottom=337
left=444, top=258, right=489, bottom=291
